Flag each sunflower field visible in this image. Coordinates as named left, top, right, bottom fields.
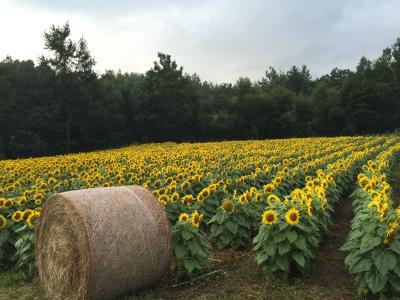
left=1, top=136, right=400, bottom=295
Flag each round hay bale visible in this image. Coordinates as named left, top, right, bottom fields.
left=35, top=185, right=172, bottom=300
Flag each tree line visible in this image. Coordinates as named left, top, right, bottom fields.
left=1, top=22, right=399, bottom=159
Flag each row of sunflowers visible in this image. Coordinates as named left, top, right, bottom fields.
left=342, top=142, right=400, bottom=299
left=0, top=136, right=399, bottom=282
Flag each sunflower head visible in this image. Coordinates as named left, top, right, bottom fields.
left=245, top=192, right=252, bottom=202
left=181, top=181, right=190, bottom=190
left=274, top=176, right=282, bottom=186
left=222, top=199, right=235, bottom=214
left=285, top=208, right=300, bottom=225
left=0, top=215, right=7, bottom=229
left=267, top=194, right=280, bottom=206
left=359, top=177, right=369, bottom=188
left=182, top=194, right=193, bottom=205
left=262, top=210, right=278, bottom=225
left=158, top=195, right=168, bottom=206
left=263, top=184, right=274, bottom=194
left=23, top=209, right=33, bottom=220
left=306, top=181, right=314, bottom=189
left=171, top=192, right=179, bottom=203
left=26, top=212, right=40, bottom=228
left=4, top=199, right=14, bottom=209
left=12, top=211, right=23, bottom=222
left=255, top=193, right=262, bottom=203
left=201, top=188, right=210, bottom=198
left=178, top=213, right=189, bottom=222
left=191, top=210, right=203, bottom=229
left=239, top=194, right=246, bottom=205
left=169, top=185, right=176, bottom=194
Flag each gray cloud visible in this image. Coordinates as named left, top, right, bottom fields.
left=4, top=0, right=400, bottom=82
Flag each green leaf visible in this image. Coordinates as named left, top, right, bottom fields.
left=285, top=230, right=298, bottom=244
left=292, top=252, right=305, bottom=267
left=349, top=230, right=364, bottom=240
left=307, top=235, right=319, bottom=248
left=225, top=221, right=238, bottom=234
left=365, top=271, right=387, bottom=294
left=360, top=237, right=381, bottom=254
left=210, top=224, right=223, bottom=237
left=278, top=242, right=291, bottom=255
left=340, top=239, right=358, bottom=252
left=265, top=244, right=276, bottom=256
left=388, top=274, right=400, bottom=292
left=174, top=245, right=187, bottom=259
left=255, top=252, right=269, bottom=265
left=296, top=223, right=312, bottom=233
left=389, top=240, right=400, bottom=255
left=188, top=241, right=206, bottom=257
left=351, top=258, right=372, bottom=273
left=182, top=229, right=194, bottom=241
left=276, top=255, right=289, bottom=271
left=382, top=251, right=397, bottom=273
left=294, top=235, right=307, bottom=252
left=273, top=232, right=286, bottom=243
left=279, top=222, right=289, bottom=231
left=0, top=230, right=9, bottom=246
left=15, top=225, right=27, bottom=233
left=183, top=259, right=196, bottom=275
left=364, top=222, right=377, bottom=233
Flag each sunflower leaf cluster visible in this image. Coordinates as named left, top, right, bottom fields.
left=342, top=145, right=400, bottom=298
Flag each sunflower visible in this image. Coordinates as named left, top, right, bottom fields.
left=255, top=193, right=262, bottom=203
left=238, top=194, right=246, bottom=205
left=262, top=210, right=278, bottom=225
left=22, top=209, right=33, bottom=220
left=4, top=199, right=13, bottom=209
left=182, top=194, right=193, bottom=206
left=0, top=215, right=7, bottom=229
left=285, top=208, right=300, bottom=225
left=307, top=205, right=313, bottom=216
left=273, top=176, right=282, bottom=186
left=191, top=210, right=203, bottom=229
left=201, top=188, right=210, bottom=198
left=26, top=212, right=40, bottom=228
left=158, top=195, right=168, bottom=206
left=359, top=177, right=369, bottom=188
left=17, top=196, right=27, bottom=206
left=222, top=199, right=234, bottom=214
left=263, top=184, right=274, bottom=194
left=0, top=198, right=5, bottom=208
left=245, top=192, right=252, bottom=202
left=197, top=194, right=204, bottom=202
left=171, top=192, right=179, bottom=203
left=267, top=194, right=280, bottom=205
left=169, top=185, right=176, bottom=194
left=306, top=181, right=314, bottom=190
left=181, top=181, right=190, bottom=190
left=178, top=213, right=189, bottom=222
left=12, top=211, right=23, bottom=222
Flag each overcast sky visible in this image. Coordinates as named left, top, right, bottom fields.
left=1, top=0, right=399, bottom=83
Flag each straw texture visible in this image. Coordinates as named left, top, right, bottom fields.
left=35, top=185, right=172, bottom=300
